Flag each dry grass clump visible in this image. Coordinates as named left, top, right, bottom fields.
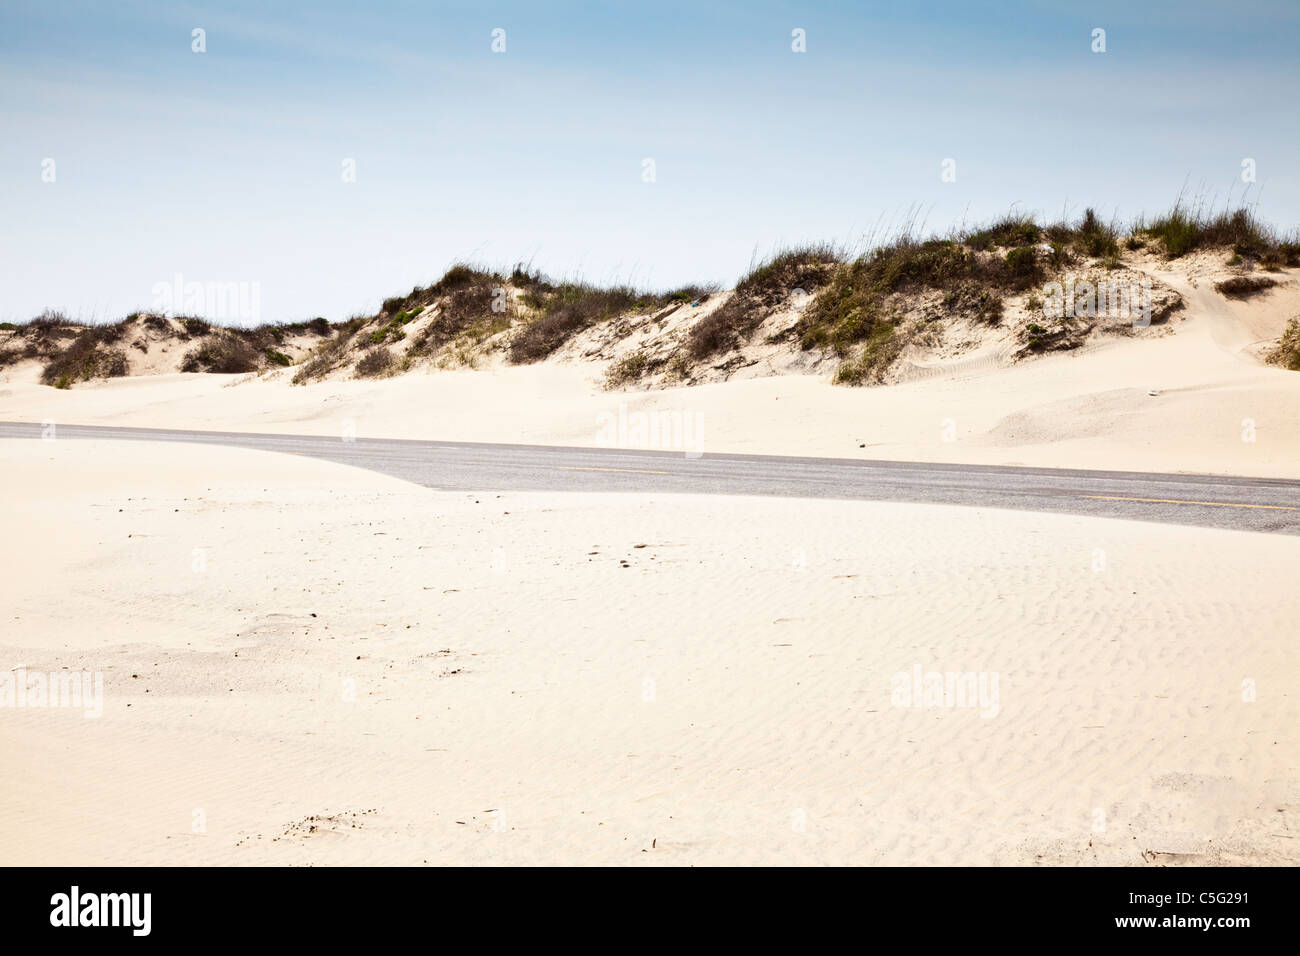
left=1213, top=275, right=1278, bottom=299
left=180, top=332, right=261, bottom=373
left=409, top=283, right=506, bottom=357
left=39, top=321, right=131, bottom=387
left=798, top=207, right=1145, bottom=384
left=734, top=244, right=843, bottom=304
left=965, top=208, right=1117, bottom=261
left=379, top=263, right=505, bottom=318
left=685, top=244, right=841, bottom=361
left=292, top=317, right=366, bottom=383
left=798, top=236, right=1020, bottom=356
left=509, top=283, right=666, bottom=364
left=6, top=311, right=328, bottom=383
left=602, top=351, right=650, bottom=389
left=355, top=347, right=394, bottom=378
left=685, top=296, right=755, bottom=361
left=1267, top=317, right=1300, bottom=371
left=965, top=213, right=1042, bottom=251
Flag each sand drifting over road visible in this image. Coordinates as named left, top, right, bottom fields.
left=2, top=439, right=1296, bottom=865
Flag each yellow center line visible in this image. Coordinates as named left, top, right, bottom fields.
left=558, top=465, right=672, bottom=476
left=1082, top=494, right=1296, bottom=511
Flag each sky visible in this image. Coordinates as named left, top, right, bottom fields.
left=2, top=0, right=1298, bottom=324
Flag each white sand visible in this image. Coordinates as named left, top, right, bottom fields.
left=2, top=438, right=1297, bottom=865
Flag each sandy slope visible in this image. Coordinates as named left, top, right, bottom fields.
left=2, top=439, right=1296, bottom=866
left=1, top=268, right=1298, bottom=479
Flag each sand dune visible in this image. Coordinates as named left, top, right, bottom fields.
left=2, top=252, right=1296, bottom=868
left=2, top=438, right=1296, bottom=865
left=2, top=264, right=1297, bottom=479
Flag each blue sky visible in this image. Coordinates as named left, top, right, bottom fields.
left=2, top=0, right=1298, bottom=324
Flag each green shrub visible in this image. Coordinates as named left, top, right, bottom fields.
left=1268, top=318, right=1300, bottom=371
left=832, top=324, right=901, bottom=385
left=1144, top=204, right=1289, bottom=261
left=1146, top=207, right=1200, bottom=257
left=1076, top=208, right=1120, bottom=258
left=966, top=214, right=1040, bottom=250
left=1004, top=247, right=1041, bottom=288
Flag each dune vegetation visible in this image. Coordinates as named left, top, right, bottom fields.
left=4, top=203, right=1296, bottom=390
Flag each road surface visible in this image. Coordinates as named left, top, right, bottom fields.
left=2, top=421, right=1296, bottom=535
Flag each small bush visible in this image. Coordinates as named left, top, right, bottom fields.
left=666, top=287, right=712, bottom=304
left=423, top=309, right=512, bottom=360
left=603, top=352, right=649, bottom=389
left=508, top=284, right=652, bottom=363
left=1075, top=208, right=1120, bottom=258
left=430, top=263, right=496, bottom=296
left=966, top=214, right=1040, bottom=250
left=355, top=347, right=394, bottom=377
left=685, top=296, right=759, bottom=361
left=1004, top=247, right=1041, bottom=288
left=735, top=244, right=842, bottom=304
left=832, top=324, right=902, bottom=385
left=180, top=333, right=260, bottom=373
left=39, top=324, right=131, bottom=386
left=292, top=317, right=366, bottom=383
left=509, top=263, right=551, bottom=291
left=666, top=354, right=691, bottom=379
left=1268, top=318, right=1300, bottom=371
left=380, top=264, right=504, bottom=318
left=24, top=309, right=71, bottom=331
left=265, top=348, right=292, bottom=366
left=180, top=317, right=211, bottom=338
left=1260, top=244, right=1300, bottom=270
left=1144, top=204, right=1288, bottom=261
left=438, top=285, right=496, bottom=329
left=508, top=308, right=590, bottom=363
left=680, top=247, right=840, bottom=362
left=798, top=235, right=1012, bottom=353
left=1214, top=275, right=1277, bottom=299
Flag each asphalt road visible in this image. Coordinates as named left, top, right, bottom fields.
left=2, top=420, right=1297, bottom=535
